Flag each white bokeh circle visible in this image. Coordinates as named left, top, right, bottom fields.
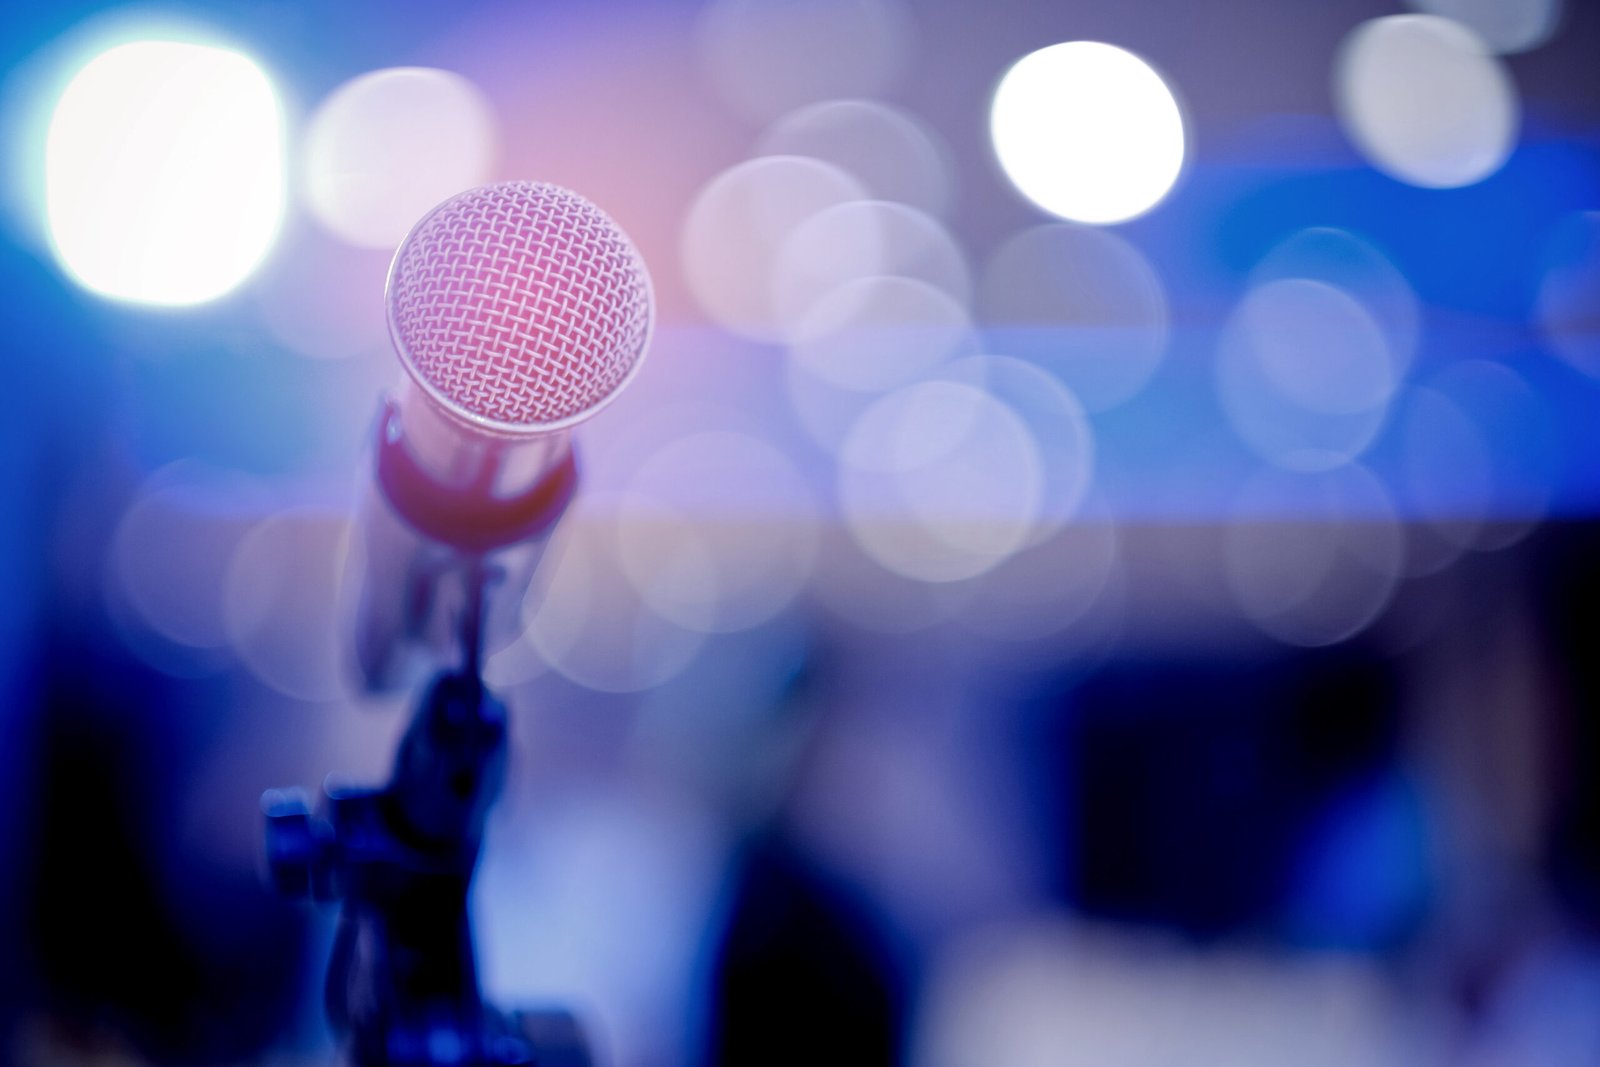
left=1335, top=15, right=1517, bottom=189
left=990, top=41, right=1185, bottom=224
left=304, top=67, right=497, bottom=250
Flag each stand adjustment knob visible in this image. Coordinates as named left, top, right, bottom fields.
left=262, top=788, right=334, bottom=900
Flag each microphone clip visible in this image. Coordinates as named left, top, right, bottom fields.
left=375, top=400, right=578, bottom=555
left=264, top=560, right=590, bottom=1066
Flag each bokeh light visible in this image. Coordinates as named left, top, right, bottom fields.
left=8, top=5, right=1600, bottom=1066
left=224, top=509, right=353, bottom=702
left=1393, top=386, right=1493, bottom=574
left=1217, top=278, right=1395, bottom=471
left=790, top=276, right=977, bottom=394
left=518, top=497, right=707, bottom=693
left=1430, top=359, right=1558, bottom=550
left=782, top=277, right=979, bottom=460
left=618, top=431, right=819, bottom=634
left=943, top=354, right=1095, bottom=545
left=45, top=39, right=285, bottom=305
left=1404, top=0, right=1564, bottom=54
left=110, top=463, right=268, bottom=655
left=1251, top=227, right=1421, bottom=380
left=808, top=529, right=974, bottom=633
left=696, top=0, right=912, bottom=122
left=1248, top=279, right=1399, bottom=416
left=839, top=380, right=1042, bottom=582
left=919, top=920, right=1415, bottom=1067
left=757, top=99, right=954, bottom=218
left=783, top=355, right=908, bottom=460
left=1224, top=465, right=1405, bottom=648
left=481, top=628, right=551, bottom=691
left=989, top=41, right=1185, bottom=225
left=772, top=199, right=971, bottom=327
left=303, top=67, right=497, bottom=250
left=957, top=494, right=1119, bottom=646
left=681, top=155, right=867, bottom=342
left=1536, top=211, right=1600, bottom=379
left=1335, top=15, right=1518, bottom=189
left=979, top=223, right=1170, bottom=412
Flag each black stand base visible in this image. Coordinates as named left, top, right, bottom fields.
left=263, top=669, right=591, bottom=1066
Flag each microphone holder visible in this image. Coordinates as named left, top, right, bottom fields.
left=263, top=560, right=590, bottom=1066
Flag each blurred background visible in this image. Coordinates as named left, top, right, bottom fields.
left=1, top=0, right=1598, bottom=1063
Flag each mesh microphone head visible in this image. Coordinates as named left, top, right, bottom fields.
left=386, top=181, right=653, bottom=436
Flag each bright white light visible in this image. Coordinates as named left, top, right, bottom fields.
left=989, top=42, right=1185, bottom=225
left=1335, top=15, right=1517, bottom=189
left=45, top=40, right=285, bottom=306
left=304, top=67, right=497, bottom=250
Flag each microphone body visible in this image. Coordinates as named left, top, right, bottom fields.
left=350, top=181, right=652, bottom=691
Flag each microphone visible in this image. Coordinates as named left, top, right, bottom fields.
left=352, top=181, right=654, bottom=690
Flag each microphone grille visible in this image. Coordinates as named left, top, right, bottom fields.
left=387, top=181, right=653, bottom=434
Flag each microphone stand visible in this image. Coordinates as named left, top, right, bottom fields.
left=263, top=559, right=590, bottom=1066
